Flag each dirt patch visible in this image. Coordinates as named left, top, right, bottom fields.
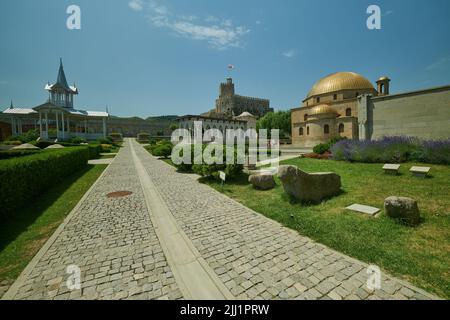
left=107, top=191, right=133, bottom=198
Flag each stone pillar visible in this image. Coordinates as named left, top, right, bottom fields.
left=85, top=118, right=88, bottom=139
left=18, top=119, right=23, bottom=134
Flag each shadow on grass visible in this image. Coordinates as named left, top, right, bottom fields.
left=0, top=165, right=95, bottom=253
left=198, top=172, right=250, bottom=186
left=281, top=189, right=348, bottom=207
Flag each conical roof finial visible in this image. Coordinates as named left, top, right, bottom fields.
left=10, top=100, right=14, bottom=109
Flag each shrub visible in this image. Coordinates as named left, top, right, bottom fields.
left=6, top=129, right=39, bottom=144
left=145, top=140, right=173, bottom=158
left=190, top=145, right=243, bottom=180
left=69, top=137, right=87, bottom=145
left=0, top=149, right=42, bottom=160
left=313, top=143, right=330, bottom=155
left=3, top=141, right=22, bottom=146
left=331, top=137, right=450, bottom=164
left=97, top=137, right=114, bottom=145
left=0, top=147, right=89, bottom=218
left=87, top=144, right=102, bottom=159
left=313, top=137, right=347, bottom=155
left=151, top=144, right=173, bottom=158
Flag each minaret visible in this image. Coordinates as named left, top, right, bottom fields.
left=376, top=76, right=391, bottom=96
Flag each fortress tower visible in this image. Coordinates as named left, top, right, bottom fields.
left=219, top=77, right=235, bottom=97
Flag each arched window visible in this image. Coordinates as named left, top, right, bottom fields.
left=324, top=124, right=330, bottom=134
left=299, top=127, right=303, bottom=136
left=307, top=127, right=310, bottom=135
left=333, top=94, right=338, bottom=100
left=316, top=97, right=320, bottom=103
left=346, top=108, right=352, bottom=117
left=339, top=123, right=345, bottom=133
left=304, top=114, right=308, bottom=121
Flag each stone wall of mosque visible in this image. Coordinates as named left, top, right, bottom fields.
left=358, top=85, right=450, bottom=141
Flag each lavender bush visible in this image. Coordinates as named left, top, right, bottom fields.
left=331, top=136, right=450, bottom=164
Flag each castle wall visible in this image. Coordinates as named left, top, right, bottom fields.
left=358, top=86, right=450, bottom=140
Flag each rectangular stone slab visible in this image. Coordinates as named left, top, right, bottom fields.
left=410, top=166, right=431, bottom=173
left=346, top=204, right=381, bottom=216
left=383, top=164, right=401, bottom=170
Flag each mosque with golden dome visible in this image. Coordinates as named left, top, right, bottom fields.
left=291, top=71, right=450, bottom=147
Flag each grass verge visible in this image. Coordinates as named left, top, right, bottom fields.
left=202, top=158, right=450, bottom=299
left=0, top=164, right=107, bottom=286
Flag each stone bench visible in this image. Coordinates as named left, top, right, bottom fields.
left=383, top=164, right=401, bottom=175
left=278, top=165, right=341, bottom=203
left=410, top=166, right=431, bottom=178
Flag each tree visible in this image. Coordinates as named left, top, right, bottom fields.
left=257, top=111, right=291, bottom=138
left=169, top=123, right=179, bottom=132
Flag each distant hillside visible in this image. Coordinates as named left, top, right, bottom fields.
left=146, top=115, right=179, bottom=123
left=107, top=115, right=179, bottom=137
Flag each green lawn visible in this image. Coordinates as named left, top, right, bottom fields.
left=0, top=164, right=107, bottom=286
left=202, top=158, right=450, bottom=299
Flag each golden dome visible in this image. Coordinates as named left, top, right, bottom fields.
left=307, top=72, right=375, bottom=98
left=308, top=104, right=337, bottom=116
left=377, top=76, right=390, bottom=81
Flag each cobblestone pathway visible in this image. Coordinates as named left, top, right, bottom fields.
left=3, top=139, right=437, bottom=300
left=132, top=140, right=437, bottom=300
left=3, top=142, right=182, bottom=300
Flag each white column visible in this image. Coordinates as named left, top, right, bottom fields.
left=55, top=112, right=59, bottom=140
left=11, top=117, right=15, bottom=135
left=103, top=118, right=107, bottom=138
left=62, top=112, right=65, bottom=140
left=85, top=118, right=88, bottom=139
left=67, top=116, right=70, bottom=137
left=18, top=119, right=23, bottom=134
left=39, top=112, right=43, bottom=138
left=45, top=112, right=49, bottom=140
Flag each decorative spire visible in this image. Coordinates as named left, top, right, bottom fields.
left=10, top=100, right=13, bottom=109
left=56, top=58, right=70, bottom=90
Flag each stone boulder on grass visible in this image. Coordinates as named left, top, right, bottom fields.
left=248, top=173, right=276, bottom=190
left=277, top=165, right=341, bottom=203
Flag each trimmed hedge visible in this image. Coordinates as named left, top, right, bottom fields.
left=0, top=149, right=41, bottom=160
left=87, top=144, right=102, bottom=159
left=145, top=140, right=173, bottom=158
left=0, top=147, right=90, bottom=218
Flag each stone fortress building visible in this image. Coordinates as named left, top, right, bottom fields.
left=178, top=77, right=272, bottom=133
left=291, top=72, right=450, bottom=147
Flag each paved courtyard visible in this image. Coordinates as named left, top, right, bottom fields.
left=2, top=139, right=437, bottom=300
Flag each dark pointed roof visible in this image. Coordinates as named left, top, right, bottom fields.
left=56, top=58, right=71, bottom=91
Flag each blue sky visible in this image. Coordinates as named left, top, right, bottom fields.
left=1, top=0, right=450, bottom=117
